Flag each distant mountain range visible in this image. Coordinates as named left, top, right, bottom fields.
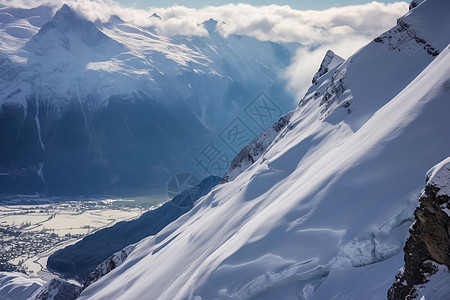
left=0, top=3, right=297, bottom=195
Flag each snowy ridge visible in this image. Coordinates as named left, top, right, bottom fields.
left=426, top=157, right=450, bottom=197
left=230, top=48, right=347, bottom=187
left=221, top=111, right=293, bottom=183
left=78, top=1, right=450, bottom=299
left=409, top=0, right=426, bottom=10
left=317, top=0, right=450, bottom=125
left=311, top=50, right=344, bottom=84
left=298, top=50, right=344, bottom=107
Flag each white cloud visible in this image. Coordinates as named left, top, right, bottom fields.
left=283, top=35, right=372, bottom=99
left=0, top=0, right=409, bottom=98
left=0, top=0, right=408, bottom=43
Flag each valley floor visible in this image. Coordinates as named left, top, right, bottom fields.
left=0, top=194, right=162, bottom=281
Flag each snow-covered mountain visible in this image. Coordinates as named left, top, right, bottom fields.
left=0, top=3, right=297, bottom=195
left=77, top=0, right=450, bottom=298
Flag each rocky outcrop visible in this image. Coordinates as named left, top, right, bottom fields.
left=298, top=50, right=344, bottom=108
left=409, top=0, right=425, bottom=10
left=388, top=157, right=450, bottom=300
left=30, top=277, right=80, bottom=300
left=82, top=247, right=132, bottom=291
left=221, top=112, right=292, bottom=183
left=373, top=19, right=439, bottom=57
left=319, top=68, right=349, bottom=119
left=312, top=50, right=344, bottom=85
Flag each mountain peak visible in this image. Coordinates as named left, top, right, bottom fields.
left=109, top=15, right=125, bottom=24
left=202, top=18, right=218, bottom=33
left=150, top=13, right=162, bottom=20
left=58, top=3, right=72, bottom=14
left=24, top=3, right=123, bottom=55
left=312, top=49, right=344, bottom=84
left=52, top=3, right=77, bottom=25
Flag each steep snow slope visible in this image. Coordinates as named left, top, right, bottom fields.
left=0, top=272, right=43, bottom=300
left=221, top=112, right=293, bottom=183
left=0, top=4, right=52, bottom=63
left=78, top=0, right=450, bottom=299
left=0, top=4, right=297, bottom=194
left=47, top=176, right=221, bottom=280
left=222, top=50, right=345, bottom=183
left=317, top=0, right=449, bottom=127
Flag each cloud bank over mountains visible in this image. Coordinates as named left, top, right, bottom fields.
left=0, top=0, right=408, bottom=95
left=4, top=0, right=408, bottom=43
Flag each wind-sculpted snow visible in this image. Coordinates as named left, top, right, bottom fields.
left=222, top=50, right=344, bottom=184
left=78, top=1, right=450, bottom=299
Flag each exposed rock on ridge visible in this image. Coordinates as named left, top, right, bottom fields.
left=373, top=19, right=439, bottom=57
left=312, top=50, right=344, bottom=84
left=82, top=246, right=133, bottom=291
left=388, top=157, right=450, bottom=299
left=221, top=112, right=293, bottom=183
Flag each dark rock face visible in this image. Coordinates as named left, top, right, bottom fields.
left=0, top=101, right=45, bottom=194
left=320, top=72, right=348, bottom=119
left=0, top=96, right=209, bottom=195
left=388, top=165, right=450, bottom=299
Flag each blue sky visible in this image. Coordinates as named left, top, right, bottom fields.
left=115, top=0, right=401, bottom=10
